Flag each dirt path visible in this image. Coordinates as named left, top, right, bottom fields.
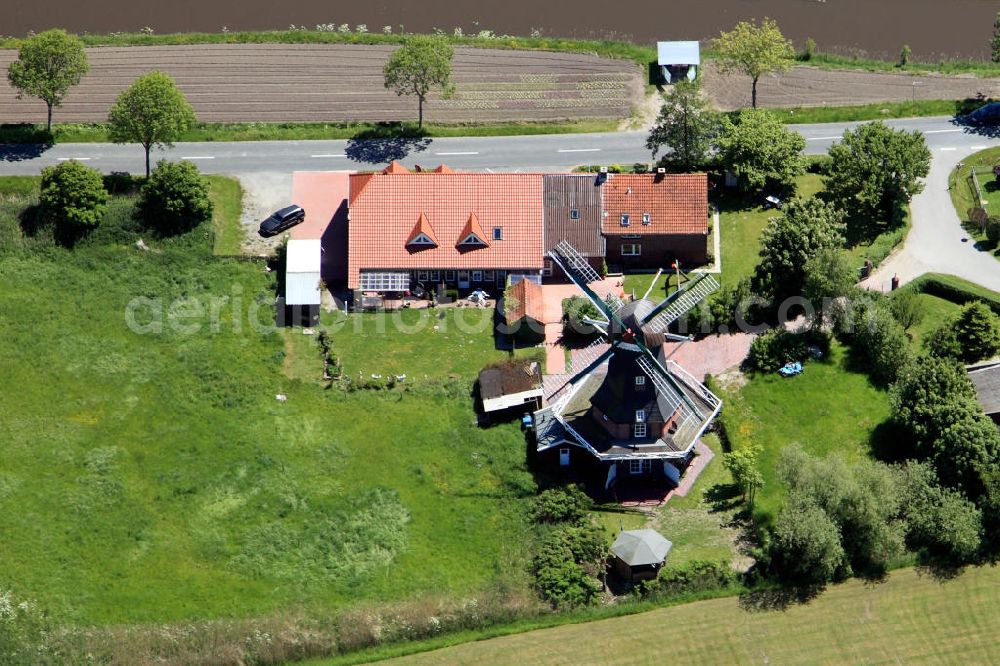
left=704, top=62, right=1000, bottom=111
left=0, top=44, right=642, bottom=125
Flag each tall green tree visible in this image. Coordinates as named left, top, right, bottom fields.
left=753, top=197, right=845, bottom=303
left=7, top=28, right=89, bottom=133
left=107, top=72, right=196, bottom=177
left=646, top=81, right=719, bottom=171
left=954, top=301, right=1000, bottom=364
left=723, top=445, right=764, bottom=508
left=891, top=354, right=978, bottom=455
left=992, top=12, right=1000, bottom=63
left=713, top=19, right=795, bottom=108
left=767, top=496, right=846, bottom=585
left=825, top=121, right=931, bottom=231
left=716, top=108, right=805, bottom=193
left=383, top=35, right=454, bottom=129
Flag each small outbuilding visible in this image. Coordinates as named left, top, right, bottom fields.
left=968, top=362, right=1000, bottom=427
left=503, top=278, right=545, bottom=344
left=657, top=41, right=700, bottom=84
left=610, top=528, right=672, bottom=583
left=478, top=360, right=543, bottom=415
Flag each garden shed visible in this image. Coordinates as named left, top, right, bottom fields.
left=657, top=41, right=700, bottom=84
left=478, top=360, right=543, bottom=415
left=610, top=528, right=672, bottom=583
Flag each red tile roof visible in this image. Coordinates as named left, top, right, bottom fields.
left=407, top=212, right=439, bottom=246
left=457, top=212, right=489, bottom=247
left=348, top=172, right=544, bottom=288
left=383, top=160, right=409, bottom=174
left=506, top=278, right=544, bottom=325
left=602, top=173, right=708, bottom=236
left=434, top=165, right=455, bottom=174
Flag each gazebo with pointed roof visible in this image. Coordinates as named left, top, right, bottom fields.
left=611, top=528, right=672, bottom=582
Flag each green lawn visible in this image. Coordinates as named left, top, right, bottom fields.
left=374, top=565, right=1000, bottom=666
left=906, top=293, right=964, bottom=347
left=591, top=436, right=740, bottom=569
left=714, top=342, right=892, bottom=520
left=207, top=175, right=245, bottom=255
left=949, top=148, right=1000, bottom=260
left=0, top=178, right=536, bottom=627
left=2, top=119, right=622, bottom=145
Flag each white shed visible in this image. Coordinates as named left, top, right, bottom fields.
left=285, top=238, right=322, bottom=306
left=657, top=41, right=700, bottom=83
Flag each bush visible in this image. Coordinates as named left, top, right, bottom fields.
left=39, top=160, right=109, bottom=240
left=968, top=207, right=989, bottom=230
left=850, top=298, right=912, bottom=385
left=744, top=328, right=830, bottom=373
left=637, top=560, right=739, bottom=600
left=889, top=289, right=924, bottom=330
left=925, top=322, right=962, bottom=360
left=140, top=159, right=213, bottom=235
left=530, top=485, right=591, bottom=524
left=562, top=296, right=601, bottom=341
left=532, top=521, right=607, bottom=608
left=987, top=217, right=1000, bottom=244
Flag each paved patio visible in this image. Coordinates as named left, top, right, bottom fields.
left=539, top=277, right=626, bottom=374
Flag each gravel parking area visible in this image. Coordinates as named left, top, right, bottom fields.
left=0, top=44, right=642, bottom=124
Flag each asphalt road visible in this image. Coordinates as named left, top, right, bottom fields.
left=1, top=116, right=997, bottom=175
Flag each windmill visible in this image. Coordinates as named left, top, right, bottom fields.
left=533, top=240, right=723, bottom=489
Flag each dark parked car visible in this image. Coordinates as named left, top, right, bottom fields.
left=960, top=102, right=1000, bottom=126
left=258, top=205, right=305, bottom=237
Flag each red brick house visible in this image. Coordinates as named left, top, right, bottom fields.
left=601, top=172, right=709, bottom=269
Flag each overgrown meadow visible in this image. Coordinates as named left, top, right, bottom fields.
left=0, top=177, right=535, bottom=627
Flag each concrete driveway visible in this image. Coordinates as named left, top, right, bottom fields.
left=865, top=148, right=1000, bottom=293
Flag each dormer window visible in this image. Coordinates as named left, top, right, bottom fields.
left=635, top=376, right=645, bottom=386
left=642, top=213, right=651, bottom=225
left=620, top=213, right=630, bottom=227
left=408, top=233, right=436, bottom=246
left=457, top=213, right=490, bottom=249
left=570, top=208, right=580, bottom=220
left=492, top=226, right=503, bottom=241
left=635, top=409, right=646, bottom=423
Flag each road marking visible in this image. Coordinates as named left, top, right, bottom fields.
left=181, top=156, right=215, bottom=160
left=923, top=128, right=963, bottom=135
left=940, top=147, right=957, bottom=151
left=971, top=145, right=988, bottom=150
left=435, top=151, right=479, bottom=156
left=557, top=148, right=601, bottom=153
left=805, top=136, right=843, bottom=141
left=311, top=154, right=346, bottom=158
left=57, top=157, right=92, bottom=161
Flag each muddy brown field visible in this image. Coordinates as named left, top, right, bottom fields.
left=0, top=44, right=643, bottom=124
left=703, top=63, right=1000, bottom=111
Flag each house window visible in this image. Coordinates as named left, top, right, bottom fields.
left=417, top=270, right=429, bottom=281
left=429, top=270, right=440, bottom=282
left=620, top=213, right=630, bottom=227
left=635, top=376, right=646, bottom=386
left=570, top=208, right=580, bottom=220
left=472, top=270, right=483, bottom=282
left=634, top=423, right=648, bottom=438
left=642, top=213, right=651, bottom=225
left=484, top=270, right=495, bottom=281
left=629, top=458, right=650, bottom=474
left=492, top=226, right=503, bottom=240
left=622, top=243, right=641, bottom=257
left=543, top=259, right=553, bottom=277
left=635, top=410, right=646, bottom=423
left=445, top=270, right=456, bottom=283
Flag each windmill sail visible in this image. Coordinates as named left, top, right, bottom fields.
left=641, top=272, right=719, bottom=335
